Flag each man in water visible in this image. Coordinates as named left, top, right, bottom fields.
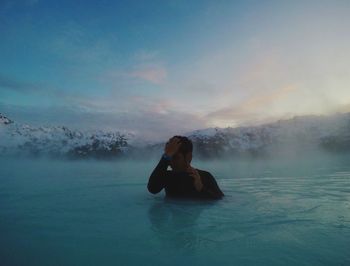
left=147, top=136, right=224, bottom=200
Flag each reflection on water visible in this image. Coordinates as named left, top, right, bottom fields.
left=148, top=198, right=217, bottom=253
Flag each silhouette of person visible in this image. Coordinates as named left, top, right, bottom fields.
left=147, top=136, right=224, bottom=200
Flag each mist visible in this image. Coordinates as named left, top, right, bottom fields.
left=1, top=1, right=350, bottom=264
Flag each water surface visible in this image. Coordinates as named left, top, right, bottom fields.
left=0, top=153, right=349, bottom=265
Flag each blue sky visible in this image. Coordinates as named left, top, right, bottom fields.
left=1, top=0, right=350, bottom=141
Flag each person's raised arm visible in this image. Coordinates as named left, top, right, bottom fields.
left=147, top=136, right=182, bottom=194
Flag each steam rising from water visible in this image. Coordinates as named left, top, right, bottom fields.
left=1, top=149, right=350, bottom=265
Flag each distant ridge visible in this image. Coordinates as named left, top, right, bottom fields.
left=1, top=112, right=350, bottom=159
left=0, top=113, right=13, bottom=125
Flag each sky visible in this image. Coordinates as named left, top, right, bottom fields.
left=1, top=0, right=350, bottom=141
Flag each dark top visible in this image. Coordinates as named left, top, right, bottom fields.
left=147, top=155, right=224, bottom=200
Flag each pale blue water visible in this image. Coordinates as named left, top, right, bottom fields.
left=1, top=153, right=350, bottom=265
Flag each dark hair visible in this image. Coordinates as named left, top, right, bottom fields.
left=173, top=135, right=193, bottom=156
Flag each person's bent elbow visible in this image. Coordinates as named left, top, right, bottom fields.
left=147, top=183, right=162, bottom=194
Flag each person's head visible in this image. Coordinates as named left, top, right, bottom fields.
left=169, top=135, right=193, bottom=171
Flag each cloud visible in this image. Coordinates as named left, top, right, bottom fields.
left=128, top=95, right=175, bottom=114
left=0, top=74, right=39, bottom=92
left=0, top=100, right=206, bottom=141
left=0, top=73, right=86, bottom=102
left=47, top=21, right=118, bottom=68
left=0, top=71, right=204, bottom=141
left=0, top=73, right=45, bottom=94
left=329, top=103, right=350, bottom=114
left=98, top=48, right=167, bottom=87
left=133, top=50, right=160, bottom=61
left=0, top=74, right=71, bottom=101
left=205, top=85, right=298, bottom=126
left=100, top=62, right=168, bottom=87
left=0, top=73, right=173, bottom=124
left=128, top=66, right=167, bottom=84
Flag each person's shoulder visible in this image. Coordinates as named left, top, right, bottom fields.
left=196, top=169, right=222, bottom=191
left=196, top=169, right=213, bottom=178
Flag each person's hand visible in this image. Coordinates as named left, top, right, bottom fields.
left=164, top=136, right=182, bottom=157
left=187, top=165, right=204, bottom=192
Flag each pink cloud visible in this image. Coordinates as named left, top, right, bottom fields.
left=205, top=85, right=298, bottom=124
left=129, top=96, right=175, bottom=114
left=128, top=66, right=167, bottom=84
